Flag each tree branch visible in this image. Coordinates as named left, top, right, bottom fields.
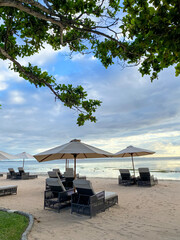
left=0, top=0, right=126, bottom=50
left=0, top=45, right=62, bottom=99
left=0, top=0, right=64, bottom=29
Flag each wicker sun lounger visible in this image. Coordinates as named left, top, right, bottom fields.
left=18, top=167, right=38, bottom=180
left=71, top=179, right=118, bottom=217
left=44, top=177, right=74, bottom=212
left=0, top=185, right=17, bottom=196
left=48, top=170, right=64, bottom=179
left=137, top=168, right=158, bottom=187
left=7, top=168, right=20, bottom=179
left=118, top=169, right=136, bottom=186
left=64, top=167, right=86, bottom=179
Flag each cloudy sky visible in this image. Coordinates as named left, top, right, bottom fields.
left=0, top=43, right=180, bottom=157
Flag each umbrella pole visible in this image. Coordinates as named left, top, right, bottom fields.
left=65, top=159, right=67, bottom=170
left=131, top=154, right=136, bottom=177
left=23, top=158, right=25, bottom=168
left=74, top=154, right=77, bottom=179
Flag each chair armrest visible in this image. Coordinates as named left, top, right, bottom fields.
left=58, top=189, right=74, bottom=202
left=95, top=191, right=105, bottom=200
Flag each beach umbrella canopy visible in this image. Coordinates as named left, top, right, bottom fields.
left=114, top=146, right=155, bottom=177
left=0, top=151, right=17, bottom=160
left=34, top=139, right=113, bottom=178
left=15, top=152, right=35, bottom=168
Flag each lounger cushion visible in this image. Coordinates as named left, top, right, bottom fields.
left=0, top=185, right=17, bottom=190
left=48, top=171, right=58, bottom=178
left=53, top=169, right=63, bottom=177
left=104, top=191, right=118, bottom=200
left=46, top=178, right=66, bottom=192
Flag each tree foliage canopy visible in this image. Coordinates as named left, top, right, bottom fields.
left=0, top=0, right=179, bottom=125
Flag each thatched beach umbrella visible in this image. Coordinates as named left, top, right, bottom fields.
left=34, top=139, right=113, bottom=178
left=114, top=145, right=155, bottom=177
left=15, top=152, right=35, bottom=168
left=0, top=150, right=16, bottom=160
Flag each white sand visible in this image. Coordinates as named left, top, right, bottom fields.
left=0, top=175, right=180, bottom=240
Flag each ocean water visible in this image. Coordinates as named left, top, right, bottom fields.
left=1, top=157, right=180, bottom=180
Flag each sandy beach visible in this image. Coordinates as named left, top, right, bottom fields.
left=0, top=175, right=180, bottom=240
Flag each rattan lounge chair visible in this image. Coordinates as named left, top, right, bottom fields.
left=18, top=167, right=38, bottom=180
left=44, top=177, right=74, bottom=212
left=47, top=171, right=72, bottom=190
left=63, top=168, right=74, bottom=177
left=71, top=179, right=118, bottom=217
left=137, top=168, right=158, bottom=187
left=63, top=168, right=75, bottom=188
left=0, top=185, right=17, bottom=196
left=118, top=169, right=136, bottom=186
left=64, top=168, right=86, bottom=188
left=0, top=173, right=3, bottom=177
left=48, top=170, right=64, bottom=179
left=7, top=168, right=20, bottom=179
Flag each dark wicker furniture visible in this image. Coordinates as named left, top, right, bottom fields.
left=44, top=178, right=74, bottom=212
left=137, top=168, right=158, bottom=187
left=7, top=168, right=20, bottom=179
left=118, top=169, right=136, bottom=186
left=71, top=179, right=118, bottom=217
left=0, top=185, right=17, bottom=196
left=18, top=167, right=38, bottom=179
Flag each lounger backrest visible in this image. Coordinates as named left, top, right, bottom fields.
left=119, top=169, right=131, bottom=180
left=8, top=168, right=15, bottom=175
left=138, top=168, right=150, bottom=181
left=8, top=168, right=15, bottom=172
left=46, top=177, right=66, bottom=192
left=18, top=167, right=25, bottom=176
left=64, top=168, right=74, bottom=178
left=18, top=167, right=25, bottom=173
left=48, top=171, right=58, bottom=178
left=53, top=169, right=63, bottom=177
left=73, top=179, right=95, bottom=196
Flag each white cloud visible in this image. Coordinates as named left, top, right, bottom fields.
left=48, top=103, right=63, bottom=117
left=71, top=53, right=85, bottom=61
left=84, top=131, right=180, bottom=157
left=71, top=53, right=98, bottom=62
left=0, top=60, right=22, bottom=87
left=0, top=45, right=180, bottom=159
left=19, top=44, right=60, bottom=66
left=0, top=81, right=8, bottom=91
left=9, top=91, right=26, bottom=104
left=152, top=142, right=180, bottom=157
left=90, top=56, right=98, bottom=61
